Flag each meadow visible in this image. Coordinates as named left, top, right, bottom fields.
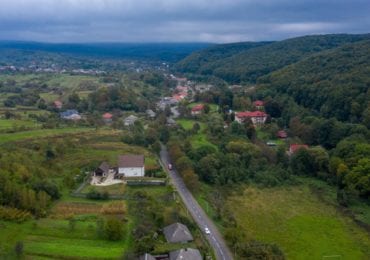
left=0, top=127, right=94, bottom=144
left=176, top=118, right=217, bottom=149
left=200, top=180, right=370, bottom=259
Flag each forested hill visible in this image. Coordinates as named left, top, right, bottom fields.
left=0, top=42, right=211, bottom=62
left=176, top=41, right=271, bottom=73
left=258, top=39, right=370, bottom=124
left=176, top=34, right=370, bottom=83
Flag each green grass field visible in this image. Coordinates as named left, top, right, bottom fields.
left=176, top=119, right=217, bottom=149
left=225, top=185, right=370, bottom=259
left=0, top=119, right=40, bottom=131
left=0, top=200, right=130, bottom=259
left=0, top=127, right=94, bottom=144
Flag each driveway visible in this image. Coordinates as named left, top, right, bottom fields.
left=160, top=144, right=233, bottom=260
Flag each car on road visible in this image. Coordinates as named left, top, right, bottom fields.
left=204, top=227, right=211, bottom=235
left=168, top=163, right=173, bottom=170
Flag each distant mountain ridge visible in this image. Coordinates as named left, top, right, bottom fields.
left=0, top=41, right=211, bottom=62
left=176, top=33, right=370, bottom=84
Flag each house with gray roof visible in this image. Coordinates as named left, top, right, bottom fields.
left=169, top=248, right=202, bottom=260
left=124, top=115, right=138, bottom=126
left=146, top=109, right=156, bottom=119
left=94, top=162, right=110, bottom=177
left=163, top=222, right=193, bottom=243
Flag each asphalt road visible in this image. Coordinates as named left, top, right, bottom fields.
left=160, top=144, right=234, bottom=260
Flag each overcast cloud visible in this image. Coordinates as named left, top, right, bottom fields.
left=0, top=0, right=369, bottom=43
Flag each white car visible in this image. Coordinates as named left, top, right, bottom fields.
left=204, top=227, right=211, bottom=235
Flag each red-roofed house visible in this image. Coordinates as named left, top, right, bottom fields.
left=191, top=104, right=205, bottom=116
left=235, top=111, right=268, bottom=125
left=277, top=130, right=288, bottom=139
left=53, top=100, right=63, bottom=109
left=253, top=100, right=264, bottom=110
left=172, top=92, right=187, bottom=102
left=102, top=113, right=113, bottom=124
left=289, top=144, right=309, bottom=154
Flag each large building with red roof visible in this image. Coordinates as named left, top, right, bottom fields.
left=235, top=111, right=268, bottom=125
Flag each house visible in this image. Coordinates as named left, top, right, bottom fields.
left=53, top=100, right=63, bottom=109
left=117, top=155, right=145, bottom=177
left=235, top=111, right=268, bottom=126
left=139, top=253, right=156, bottom=260
left=94, top=162, right=110, bottom=177
left=102, top=113, right=113, bottom=124
left=172, top=93, right=187, bottom=102
left=146, top=109, right=156, bottom=119
left=166, top=118, right=177, bottom=126
left=169, top=248, right=202, bottom=260
left=124, top=115, right=138, bottom=126
left=191, top=104, right=204, bottom=116
left=289, top=144, right=309, bottom=154
left=60, top=110, right=81, bottom=120
left=277, top=130, right=288, bottom=139
left=163, top=223, right=193, bottom=243
left=253, top=100, right=265, bottom=110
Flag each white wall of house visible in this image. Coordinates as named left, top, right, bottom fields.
left=118, top=167, right=145, bottom=177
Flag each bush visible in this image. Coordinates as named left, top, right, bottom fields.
left=104, top=217, right=123, bottom=241
left=86, top=189, right=110, bottom=200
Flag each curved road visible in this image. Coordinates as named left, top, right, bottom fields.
left=160, top=144, right=234, bottom=260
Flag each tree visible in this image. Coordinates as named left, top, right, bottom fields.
left=203, top=104, right=211, bottom=114
left=192, top=122, right=201, bottom=134
left=14, top=241, right=24, bottom=257
left=104, top=218, right=123, bottom=241
left=344, top=158, right=370, bottom=197
left=290, top=148, right=314, bottom=176
left=182, top=169, right=200, bottom=192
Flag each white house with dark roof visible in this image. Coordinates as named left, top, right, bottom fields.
left=117, top=155, right=145, bottom=177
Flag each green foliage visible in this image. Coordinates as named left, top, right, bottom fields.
left=104, top=217, right=124, bottom=241
left=0, top=206, right=32, bottom=222
left=178, top=34, right=370, bottom=84
left=259, top=39, right=370, bottom=123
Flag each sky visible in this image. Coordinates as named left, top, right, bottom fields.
left=0, top=0, right=369, bottom=43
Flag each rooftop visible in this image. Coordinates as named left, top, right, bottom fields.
left=163, top=222, right=193, bottom=243
left=118, top=155, right=144, bottom=168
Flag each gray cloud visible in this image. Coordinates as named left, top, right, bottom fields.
left=0, top=0, right=369, bottom=42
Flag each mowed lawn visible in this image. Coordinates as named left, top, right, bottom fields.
left=227, top=185, right=370, bottom=259
left=0, top=127, right=94, bottom=144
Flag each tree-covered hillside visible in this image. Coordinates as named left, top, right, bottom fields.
left=176, top=41, right=271, bottom=73
left=258, top=39, right=370, bottom=124
left=177, top=34, right=370, bottom=84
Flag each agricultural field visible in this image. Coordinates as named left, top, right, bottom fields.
left=0, top=118, right=40, bottom=131
left=198, top=180, right=370, bottom=259
left=0, top=199, right=130, bottom=259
